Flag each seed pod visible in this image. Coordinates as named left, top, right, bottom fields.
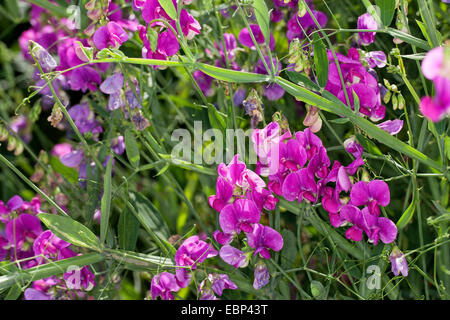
left=392, top=94, right=399, bottom=110
left=397, top=93, right=405, bottom=110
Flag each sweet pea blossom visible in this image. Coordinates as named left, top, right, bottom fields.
left=325, top=48, right=386, bottom=122
left=219, top=199, right=261, bottom=235
left=377, top=119, right=404, bottom=135
left=253, top=261, right=270, bottom=290
left=0, top=195, right=24, bottom=223
left=175, top=236, right=218, bottom=269
left=218, top=245, right=249, bottom=268
left=350, top=180, right=390, bottom=216
left=93, top=22, right=128, bottom=50
left=254, top=56, right=285, bottom=101
left=286, top=9, right=328, bottom=42
left=5, top=214, right=42, bottom=253
left=198, top=273, right=238, bottom=299
left=151, top=272, right=181, bottom=300
left=246, top=224, right=283, bottom=259
left=33, top=230, right=71, bottom=264
left=419, top=46, right=450, bottom=122
left=389, top=247, right=409, bottom=277
left=239, top=24, right=275, bottom=51
left=357, top=13, right=378, bottom=46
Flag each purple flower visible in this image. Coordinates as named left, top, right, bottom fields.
left=68, top=102, right=103, bottom=136
left=357, top=13, right=378, bottom=46
left=69, top=66, right=102, bottom=93
left=219, top=245, right=249, bottom=268
left=33, top=230, right=71, bottom=264
left=199, top=273, right=238, bottom=298
left=419, top=46, right=450, bottom=122
left=93, top=22, right=128, bottom=50
left=344, top=137, right=364, bottom=158
left=193, top=70, right=214, bottom=97
left=253, top=261, right=270, bottom=290
left=60, top=149, right=84, bottom=168
left=0, top=195, right=24, bottom=223
left=359, top=208, right=397, bottom=245
left=111, top=136, right=125, bottom=155
left=377, top=119, right=404, bottom=135
left=282, top=168, right=318, bottom=203
left=175, top=235, right=218, bottom=269
left=365, top=51, right=387, bottom=68
left=286, top=10, right=328, bottom=42
left=389, top=247, right=408, bottom=277
left=325, top=48, right=386, bottom=122
left=5, top=214, right=42, bottom=253
left=151, top=272, right=181, bottom=300
left=208, top=176, right=234, bottom=212
left=350, top=180, right=390, bottom=215
left=238, top=24, right=275, bottom=51
left=59, top=248, right=96, bottom=291
left=100, top=72, right=124, bottom=94
left=219, top=199, right=261, bottom=235
left=246, top=224, right=283, bottom=259
left=24, top=288, right=53, bottom=300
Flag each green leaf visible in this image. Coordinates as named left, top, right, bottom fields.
left=252, top=0, right=270, bottom=49
left=38, top=213, right=100, bottom=250
left=197, top=63, right=269, bottom=83
left=356, top=133, right=382, bottom=156
left=313, top=33, right=329, bottom=88
left=375, top=0, right=395, bottom=27
left=385, top=28, right=431, bottom=50
left=147, top=28, right=159, bottom=52
left=100, top=156, right=113, bottom=244
left=118, top=206, right=140, bottom=251
left=285, top=71, right=321, bottom=91
left=208, top=104, right=227, bottom=132
left=417, top=0, right=440, bottom=48
left=396, top=192, right=416, bottom=230
left=329, top=118, right=350, bottom=124
left=49, top=156, right=78, bottom=184
left=4, top=284, right=22, bottom=300
left=352, top=89, right=360, bottom=115
left=280, top=229, right=297, bottom=269
left=127, top=191, right=173, bottom=255
left=124, top=129, right=140, bottom=168
left=158, top=0, right=177, bottom=20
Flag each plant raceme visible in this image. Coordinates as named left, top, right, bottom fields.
left=6, top=0, right=450, bottom=301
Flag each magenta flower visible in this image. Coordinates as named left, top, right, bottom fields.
left=59, top=248, right=96, bottom=291
left=175, top=235, right=218, bottom=269
left=282, top=168, right=318, bottom=203
left=5, top=214, right=42, bottom=253
left=253, top=261, right=270, bottom=290
left=0, top=195, right=24, bottom=223
left=219, top=199, right=261, bottom=235
left=344, top=137, right=363, bottom=158
left=350, top=180, right=390, bottom=215
left=365, top=51, right=387, bottom=69
left=246, top=224, right=283, bottom=259
left=193, top=70, right=214, bottom=97
left=239, top=24, right=275, bottom=51
left=93, top=22, right=128, bottom=50
left=389, top=247, right=408, bottom=277
left=33, top=230, right=71, bottom=264
left=208, top=176, right=234, bottom=212
left=111, top=136, right=125, bottom=155
left=199, top=273, right=238, bottom=299
left=24, top=288, right=53, bottom=300
left=325, top=48, right=386, bottom=122
left=219, top=245, right=249, bottom=268
left=357, top=13, right=378, bottom=46
left=419, top=46, right=450, bottom=122
left=286, top=10, right=328, bottom=42
left=247, top=188, right=279, bottom=212
left=377, top=119, right=404, bottom=135
left=359, top=208, right=397, bottom=245
left=151, top=272, right=181, bottom=300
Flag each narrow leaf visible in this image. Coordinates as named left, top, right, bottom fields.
left=38, top=213, right=100, bottom=250
left=375, top=0, right=395, bottom=27
left=252, top=0, right=271, bottom=48
left=158, top=0, right=177, bottom=20
left=313, top=33, right=329, bottom=88
left=124, top=129, right=140, bottom=168
left=100, top=156, right=113, bottom=244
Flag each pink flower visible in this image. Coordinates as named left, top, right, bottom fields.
left=219, top=199, right=261, bottom=235
left=239, top=24, right=275, bottom=51
left=219, top=245, right=249, bottom=268
left=246, top=224, right=283, bottom=259
left=350, top=180, right=390, bottom=216
left=389, top=247, right=408, bottom=277
left=175, top=235, right=218, bottom=269
left=357, top=13, right=378, bottom=46
left=419, top=46, right=450, bottom=122
left=151, top=272, right=181, bottom=300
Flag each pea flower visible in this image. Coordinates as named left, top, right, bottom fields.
left=218, top=245, right=249, bottom=268
left=286, top=9, right=327, bottom=42
left=254, top=56, right=285, bottom=101
left=253, top=261, right=270, bottom=290
left=357, top=13, right=378, bottom=46
left=350, top=180, right=390, bottom=216
left=219, top=199, right=261, bottom=235
left=198, top=273, right=238, bottom=299
left=33, top=230, right=70, bottom=264
left=175, top=235, right=218, bottom=270
left=239, top=24, right=275, bottom=51
left=419, top=46, right=450, bottom=122
left=377, top=119, right=404, bottom=135
left=93, top=22, right=128, bottom=50
left=246, top=224, right=283, bottom=259
left=151, top=272, right=181, bottom=300
left=0, top=195, right=24, bottom=223
left=389, top=247, right=408, bottom=277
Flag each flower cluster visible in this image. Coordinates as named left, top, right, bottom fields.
left=0, top=195, right=96, bottom=299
